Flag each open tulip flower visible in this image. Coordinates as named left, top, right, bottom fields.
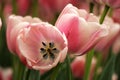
left=6, top=15, right=68, bottom=71
left=55, top=4, right=108, bottom=55
left=16, top=21, right=68, bottom=70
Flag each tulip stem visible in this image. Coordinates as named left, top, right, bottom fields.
left=83, top=49, right=94, bottom=80
left=31, top=0, right=39, bottom=17
left=93, top=53, right=102, bottom=80
left=99, top=5, right=110, bottom=24
left=66, top=55, right=73, bottom=80
left=89, top=2, right=94, bottom=13
left=12, top=0, right=17, bottom=14
left=12, top=55, right=25, bottom=80
left=50, top=63, right=61, bottom=80
left=23, top=68, right=31, bottom=80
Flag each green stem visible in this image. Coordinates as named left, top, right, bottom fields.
left=12, top=55, right=25, bottom=80
left=93, top=53, right=102, bottom=80
left=89, top=2, right=94, bottom=13
left=18, top=62, right=25, bottom=80
left=108, top=8, right=113, bottom=17
left=83, top=49, right=94, bottom=80
left=50, top=63, right=61, bottom=80
left=99, top=5, right=110, bottom=24
left=66, top=55, right=73, bottom=80
left=31, top=0, right=39, bottom=17
left=12, top=0, right=17, bottom=14
left=24, top=68, right=31, bottom=80
left=98, top=53, right=116, bottom=80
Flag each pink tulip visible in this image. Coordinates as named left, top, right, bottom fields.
left=6, top=15, right=42, bottom=54
left=95, top=0, right=120, bottom=8
left=17, top=0, right=31, bottom=15
left=112, top=35, right=120, bottom=54
left=0, top=68, right=12, bottom=80
left=55, top=4, right=108, bottom=55
left=95, top=17, right=120, bottom=52
left=39, top=0, right=71, bottom=13
left=112, top=73, right=118, bottom=80
left=38, top=0, right=71, bottom=22
left=3, top=3, right=12, bottom=19
left=0, top=18, right=1, bottom=30
left=70, top=0, right=89, bottom=11
left=16, top=22, right=68, bottom=70
left=112, top=9, right=120, bottom=23
left=71, top=55, right=96, bottom=80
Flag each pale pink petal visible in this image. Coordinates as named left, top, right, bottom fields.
left=112, top=36, right=120, bottom=54
left=0, top=18, right=1, bottom=30
left=7, top=17, right=29, bottom=53
left=17, top=25, right=46, bottom=63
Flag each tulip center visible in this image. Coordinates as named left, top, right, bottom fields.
left=40, top=42, right=59, bottom=60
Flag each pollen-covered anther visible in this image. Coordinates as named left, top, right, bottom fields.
left=40, top=42, right=60, bottom=60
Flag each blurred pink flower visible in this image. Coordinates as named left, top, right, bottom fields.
left=6, top=15, right=42, bottom=54
left=38, top=0, right=71, bottom=22
left=95, top=17, right=120, bottom=52
left=16, top=22, right=68, bottom=70
left=3, top=3, right=12, bottom=19
left=0, top=68, right=12, bottom=80
left=39, top=0, right=71, bottom=13
left=112, top=9, right=120, bottom=23
left=112, top=35, right=120, bottom=54
left=71, top=55, right=96, bottom=80
left=0, top=18, right=1, bottom=30
left=55, top=4, right=108, bottom=55
left=70, top=0, right=89, bottom=11
left=112, top=73, right=118, bottom=80
left=17, top=0, right=31, bottom=16
left=95, top=0, right=120, bottom=8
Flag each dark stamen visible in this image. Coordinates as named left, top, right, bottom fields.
left=43, top=53, right=48, bottom=59
left=40, top=48, right=46, bottom=53
left=49, top=42, right=54, bottom=48
left=42, top=42, right=46, bottom=46
left=49, top=52, right=55, bottom=59
left=52, top=48, right=59, bottom=53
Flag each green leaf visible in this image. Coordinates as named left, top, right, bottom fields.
left=50, top=63, right=62, bottom=80
left=12, top=55, right=25, bottom=80
left=28, top=69, right=40, bottom=80
left=40, top=63, right=62, bottom=80
left=83, top=49, right=94, bottom=80
left=99, top=5, right=110, bottom=24
left=66, top=55, right=73, bottom=80
left=98, top=54, right=116, bottom=80
left=23, top=68, right=40, bottom=80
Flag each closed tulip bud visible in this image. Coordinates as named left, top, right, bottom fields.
left=95, top=17, right=120, bottom=52
left=55, top=4, right=109, bottom=55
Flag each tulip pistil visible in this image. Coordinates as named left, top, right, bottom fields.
left=40, top=42, right=59, bottom=60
